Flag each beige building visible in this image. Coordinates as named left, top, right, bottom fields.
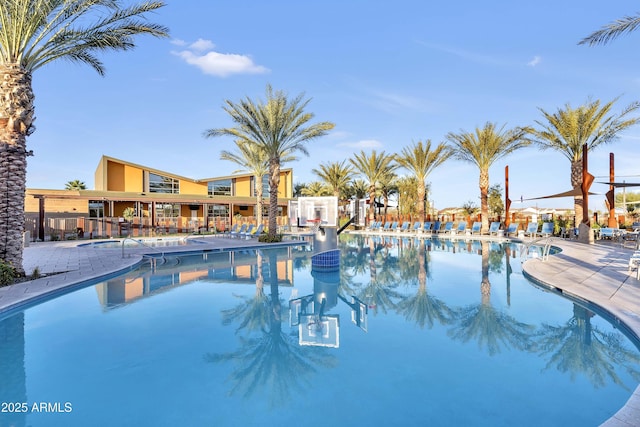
left=25, top=155, right=293, bottom=241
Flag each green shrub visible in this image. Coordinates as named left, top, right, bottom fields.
left=0, top=260, right=17, bottom=287
left=258, top=233, right=283, bottom=243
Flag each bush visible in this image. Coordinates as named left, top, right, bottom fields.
left=258, top=233, right=283, bottom=243
left=0, top=260, right=17, bottom=287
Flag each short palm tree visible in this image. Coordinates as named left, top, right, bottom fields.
left=205, top=85, right=335, bottom=239
left=300, top=181, right=331, bottom=197
left=0, top=1, right=168, bottom=274
left=446, top=123, right=531, bottom=233
left=580, top=13, right=640, bottom=46
left=220, top=141, right=271, bottom=225
left=530, top=98, right=640, bottom=223
left=395, top=140, right=453, bottom=222
left=349, top=150, right=397, bottom=223
left=312, top=160, right=354, bottom=200
left=65, top=180, right=87, bottom=191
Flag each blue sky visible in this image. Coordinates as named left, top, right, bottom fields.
left=26, top=0, right=640, bottom=211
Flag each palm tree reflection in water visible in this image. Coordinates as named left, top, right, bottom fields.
left=205, top=250, right=337, bottom=407
left=207, top=236, right=640, bottom=405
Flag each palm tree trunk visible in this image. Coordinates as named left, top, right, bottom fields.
left=268, top=158, right=281, bottom=239
left=0, top=65, right=35, bottom=276
left=571, top=159, right=584, bottom=225
left=256, top=175, right=263, bottom=226
left=479, top=168, right=490, bottom=233
left=368, top=185, right=376, bottom=223
left=417, top=181, right=426, bottom=222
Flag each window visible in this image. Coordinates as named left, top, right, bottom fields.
left=155, top=203, right=180, bottom=219
left=88, top=201, right=104, bottom=218
left=207, top=204, right=229, bottom=217
left=253, top=175, right=269, bottom=197
left=208, top=179, right=232, bottom=196
left=148, top=172, right=179, bottom=194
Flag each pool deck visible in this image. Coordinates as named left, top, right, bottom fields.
left=1, top=234, right=639, bottom=426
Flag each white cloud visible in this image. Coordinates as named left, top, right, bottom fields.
left=337, top=139, right=383, bottom=149
left=172, top=39, right=269, bottom=78
left=170, top=39, right=187, bottom=46
left=528, top=55, right=542, bottom=67
left=189, top=38, right=215, bottom=52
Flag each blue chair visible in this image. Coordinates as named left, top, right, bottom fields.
left=537, top=222, right=554, bottom=237
left=422, top=222, right=433, bottom=233
left=399, top=221, right=411, bottom=232
left=432, top=221, right=442, bottom=233
left=524, top=222, right=538, bottom=238
left=505, top=223, right=519, bottom=237
left=470, top=222, right=482, bottom=235
left=488, top=222, right=502, bottom=236
left=229, top=224, right=247, bottom=238
left=412, top=222, right=422, bottom=233
left=439, top=221, right=453, bottom=234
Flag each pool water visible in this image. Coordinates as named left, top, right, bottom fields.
left=1, top=235, right=639, bottom=427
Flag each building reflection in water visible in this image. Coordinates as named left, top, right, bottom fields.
left=94, top=248, right=296, bottom=309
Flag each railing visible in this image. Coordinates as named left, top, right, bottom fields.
left=520, top=236, right=556, bottom=262
left=121, top=237, right=167, bottom=263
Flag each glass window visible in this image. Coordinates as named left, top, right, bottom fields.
left=208, top=179, right=232, bottom=196
left=253, top=175, right=269, bottom=197
left=149, top=172, right=179, bottom=194
left=156, top=203, right=180, bottom=219
left=88, top=201, right=104, bottom=218
left=207, top=204, right=229, bottom=217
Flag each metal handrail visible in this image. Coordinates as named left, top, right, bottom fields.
left=121, top=237, right=166, bottom=262
left=520, top=236, right=556, bottom=262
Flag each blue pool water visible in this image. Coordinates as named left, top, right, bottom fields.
left=1, top=235, right=639, bottom=427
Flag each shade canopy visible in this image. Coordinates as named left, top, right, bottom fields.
left=598, top=182, right=640, bottom=188
left=523, top=188, right=599, bottom=201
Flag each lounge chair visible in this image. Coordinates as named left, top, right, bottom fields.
left=412, top=222, right=422, bottom=233
left=432, top=221, right=442, bottom=233
left=523, top=222, right=538, bottom=238
left=239, top=224, right=254, bottom=239
left=598, top=228, right=618, bottom=240
left=244, top=223, right=264, bottom=238
left=505, top=223, right=519, bottom=237
left=470, top=222, right=482, bottom=235
left=380, top=222, right=391, bottom=232
left=537, top=222, right=554, bottom=237
left=388, top=221, right=399, bottom=233
left=230, top=224, right=247, bottom=238
left=399, top=221, right=411, bottom=233
left=225, top=223, right=238, bottom=236
left=452, top=221, right=467, bottom=235
left=439, top=221, right=454, bottom=234
left=629, top=251, right=640, bottom=280
left=422, top=222, right=433, bottom=233
left=488, top=222, right=502, bottom=236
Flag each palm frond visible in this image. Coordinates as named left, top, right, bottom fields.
left=579, top=13, right=640, bottom=46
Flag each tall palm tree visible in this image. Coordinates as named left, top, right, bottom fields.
left=350, top=150, right=396, bottom=223
left=530, top=99, right=640, bottom=223
left=580, top=13, right=640, bottom=46
left=0, top=0, right=168, bottom=275
left=446, top=123, right=531, bottom=233
left=395, top=140, right=453, bottom=222
left=64, top=179, right=86, bottom=191
left=377, top=170, right=397, bottom=218
left=312, top=160, right=354, bottom=200
left=205, top=85, right=335, bottom=239
left=220, top=141, right=279, bottom=225
left=349, top=178, right=368, bottom=226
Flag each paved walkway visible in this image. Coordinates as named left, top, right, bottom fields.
left=0, top=235, right=639, bottom=426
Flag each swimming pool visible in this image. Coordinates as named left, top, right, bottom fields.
left=0, top=235, right=638, bottom=426
left=77, top=237, right=207, bottom=248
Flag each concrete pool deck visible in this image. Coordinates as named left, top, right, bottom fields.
left=0, top=234, right=639, bottom=426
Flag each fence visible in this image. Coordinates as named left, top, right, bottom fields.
left=24, top=214, right=289, bottom=242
